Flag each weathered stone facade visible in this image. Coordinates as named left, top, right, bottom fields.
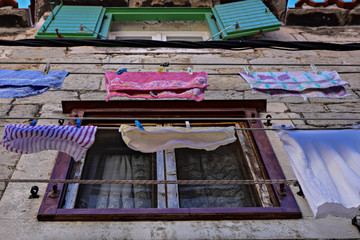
left=0, top=25, right=360, bottom=239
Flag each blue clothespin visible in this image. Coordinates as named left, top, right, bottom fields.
left=135, top=120, right=145, bottom=131
left=117, top=68, right=127, bottom=75
left=29, top=120, right=37, bottom=126
left=76, top=119, right=81, bottom=128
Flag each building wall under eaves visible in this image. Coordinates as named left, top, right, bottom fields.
left=0, top=26, right=360, bottom=239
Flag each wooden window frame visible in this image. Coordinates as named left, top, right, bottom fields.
left=38, top=100, right=301, bottom=221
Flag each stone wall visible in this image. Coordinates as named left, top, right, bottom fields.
left=0, top=26, right=360, bottom=239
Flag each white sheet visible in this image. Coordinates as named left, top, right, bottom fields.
left=119, top=125, right=236, bottom=153
left=274, top=125, right=360, bottom=218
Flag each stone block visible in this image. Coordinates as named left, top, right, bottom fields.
left=260, top=49, right=318, bottom=59
left=0, top=164, right=15, bottom=180
left=308, top=89, right=359, bottom=103
left=300, top=27, right=359, bottom=42
left=0, top=148, right=22, bottom=167
left=287, top=103, right=326, bottom=113
left=348, top=51, right=360, bottom=57
left=0, top=151, right=57, bottom=219
left=302, top=112, right=360, bottom=126
left=61, top=74, right=101, bottom=91
left=38, top=103, right=64, bottom=125
left=339, top=73, right=360, bottom=89
left=0, top=99, right=13, bottom=104
left=10, top=47, right=66, bottom=60
left=326, top=103, right=360, bottom=113
left=244, top=90, right=280, bottom=102
left=207, top=76, right=248, bottom=91
left=0, top=104, right=11, bottom=117
left=266, top=103, right=288, bottom=113
left=287, top=112, right=306, bottom=126
left=6, top=104, right=38, bottom=124
left=286, top=7, right=347, bottom=26
left=204, top=90, right=243, bottom=100
left=348, top=6, right=360, bottom=25
left=248, top=58, right=301, bottom=72
left=14, top=91, right=78, bottom=105
left=79, top=91, right=108, bottom=101
left=0, top=7, right=30, bottom=27
left=190, top=55, right=247, bottom=69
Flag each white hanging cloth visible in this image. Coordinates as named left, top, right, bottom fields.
left=119, top=124, right=236, bottom=153
left=274, top=125, right=360, bottom=218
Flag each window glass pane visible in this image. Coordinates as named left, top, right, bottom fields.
left=74, top=129, right=157, bottom=209
left=115, top=36, right=153, bottom=40
left=166, top=36, right=204, bottom=41
left=175, top=140, right=261, bottom=208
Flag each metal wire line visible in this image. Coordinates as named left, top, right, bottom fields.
left=0, top=178, right=298, bottom=186
left=1, top=61, right=360, bottom=67
left=0, top=116, right=359, bottom=121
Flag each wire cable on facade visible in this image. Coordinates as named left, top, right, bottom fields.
left=0, top=39, right=360, bottom=51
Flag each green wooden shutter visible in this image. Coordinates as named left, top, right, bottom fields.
left=211, top=0, right=281, bottom=39
left=35, top=5, right=106, bottom=39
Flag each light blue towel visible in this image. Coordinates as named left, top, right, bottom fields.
left=0, top=69, right=68, bottom=98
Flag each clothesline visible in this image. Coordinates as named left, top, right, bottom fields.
left=1, top=61, right=360, bottom=67
left=0, top=116, right=359, bottom=121
left=67, top=71, right=360, bottom=75
left=0, top=178, right=298, bottom=186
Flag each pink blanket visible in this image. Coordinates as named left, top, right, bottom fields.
left=104, top=72, right=208, bottom=101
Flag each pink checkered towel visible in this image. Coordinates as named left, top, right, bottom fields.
left=2, top=124, right=97, bottom=161
left=104, top=72, right=208, bottom=101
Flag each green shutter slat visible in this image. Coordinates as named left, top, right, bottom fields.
left=35, top=5, right=106, bottom=39
left=211, top=0, right=281, bottom=39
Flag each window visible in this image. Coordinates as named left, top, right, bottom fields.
left=35, top=2, right=281, bottom=40
left=38, top=100, right=301, bottom=221
left=108, top=21, right=210, bottom=41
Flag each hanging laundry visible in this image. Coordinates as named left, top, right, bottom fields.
left=274, top=124, right=360, bottom=218
left=238, top=71, right=351, bottom=100
left=119, top=124, right=236, bottom=153
left=104, top=71, right=208, bottom=102
left=2, top=124, right=97, bottom=161
left=0, top=69, right=68, bottom=98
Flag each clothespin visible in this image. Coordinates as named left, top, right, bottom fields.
left=243, top=66, right=252, bottom=75
left=150, top=91, right=158, bottom=98
left=135, top=120, right=145, bottom=131
left=76, top=119, right=81, bottom=128
left=158, top=68, right=163, bottom=72
left=116, top=68, right=127, bottom=75
left=310, top=64, right=321, bottom=74
left=29, top=120, right=37, bottom=126
left=187, top=67, right=193, bottom=75
left=185, top=121, right=191, bottom=128
left=55, top=28, right=63, bottom=39
left=43, top=62, right=50, bottom=75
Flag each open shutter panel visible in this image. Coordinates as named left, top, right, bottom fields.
left=211, top=0, right=281, bottom=39
left=36, top=5, right=106, bottom=39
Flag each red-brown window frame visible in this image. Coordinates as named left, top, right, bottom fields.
left=38, top=100, right=301, bottom=221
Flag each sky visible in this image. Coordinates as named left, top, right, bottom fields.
left=16, top=0, right=30, bottom=9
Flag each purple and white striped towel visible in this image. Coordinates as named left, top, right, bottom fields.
left=2, top=124, right=97, bottom=161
